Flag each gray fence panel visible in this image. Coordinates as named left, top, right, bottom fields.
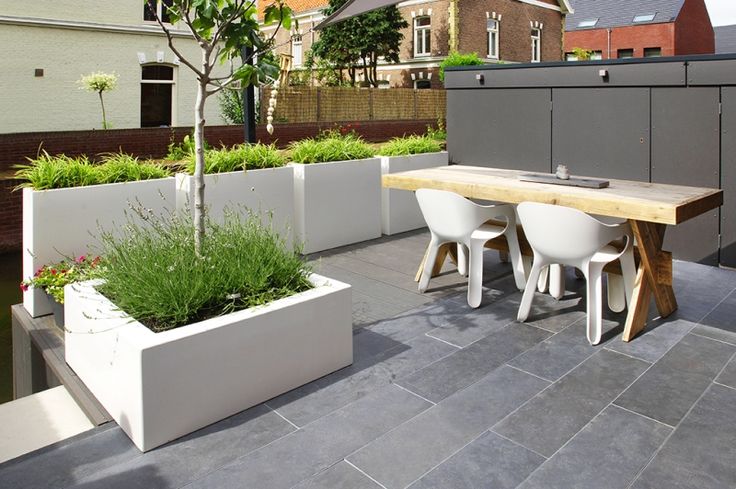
left=445, top=61, right=687, bottom=89
left=651, top=87, right=721, bottom=264
left=447, top=89, right=551, bottom=172
left=551, top=88, right=650, bottom=181
left=687, top=59, right=736, bottom=86
left=721, top=87, right=736, bottom=267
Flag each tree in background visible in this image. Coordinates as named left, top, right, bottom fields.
left=312, top=0, right=407, bottom=87
left=145, top=0, right=290, bottom=255
left=78, top=71, right=118, bottom=129
left=570, top=47, right=593, bottom=61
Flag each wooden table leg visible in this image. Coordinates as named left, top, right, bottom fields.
left=414, top=243, right=458, bottom=282
left=622, top=221, right=678, bottom=342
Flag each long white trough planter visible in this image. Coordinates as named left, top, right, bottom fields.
left=22, top=179, right=175, bottom=317
left=175, top=166, right=295, bottom=247
left=380, top=152, right=448, bottom=235
left=290, top=158, right=382, bottom=254
left=65, top=274, right=352, bottom=452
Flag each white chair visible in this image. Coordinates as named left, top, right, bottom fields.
left=415, top=189, right=527, bottom=308
left=516, top=202, right=636, bottom=345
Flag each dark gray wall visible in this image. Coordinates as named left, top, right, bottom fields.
left=445, top=56, right=736, bottom=266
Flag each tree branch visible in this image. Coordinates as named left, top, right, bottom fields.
left=146, top=0, right=204, bottom=77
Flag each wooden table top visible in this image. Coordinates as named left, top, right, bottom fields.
left=382, top=166, right=723, bottom=225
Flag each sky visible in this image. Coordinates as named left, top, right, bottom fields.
left=704, top=0, right=736, bottom=26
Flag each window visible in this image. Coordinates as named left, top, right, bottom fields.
left=141, top=64, right=175, bottom=127
left=565, top=52, right=578, bottom=61
left=531, top=28, right=541, bottom=62
left=577, top=18, right=598, bottom=28
left=644, top=47, right=661, bottom=57
left=590, top=51, right=603, bottom=60
left=144, top=0, right=173, bottom=23
left=291, top=35, right=303, bottom=67
left=414, top=79, right=431, bottom=89
left=617, top=48, right=634, bottom=58
left=414, top=16, right=431, bottom=57
left=487, top=19, right=499, bottom=59
left=633, top=13, right=656, bottom=23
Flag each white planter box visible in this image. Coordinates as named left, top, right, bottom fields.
left=22, top=179, right=176, bottom=317
left=65, top=274, right=352, bottom=452
left=175, top=166, right=295, bottom=247
left=379, top=152, right=448, bottom=235
left=290, top=158, right=382, bottom=254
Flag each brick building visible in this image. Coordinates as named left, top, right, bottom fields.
left=564, top=0, right=714, bottom=60
left=261, top=0, right=571, bottom=88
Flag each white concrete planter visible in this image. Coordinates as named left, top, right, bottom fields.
left=65, top=274, right=352, bottom=452
left=22, top=179, right=175, bottom=317
left=175, top=166, right=295, bottom=247
left=379, top=152, right=448, bottom=235
left=290, top=158, right=382, bottom=254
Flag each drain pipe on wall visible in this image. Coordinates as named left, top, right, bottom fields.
left=607, top=28, right=612, bottom=59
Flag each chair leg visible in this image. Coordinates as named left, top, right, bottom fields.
left=619, top=246, right=636, bottom=308
left=419, top=236, right=441, bottom=293
left=467, top=238, right=486, bottom=308
left=457, top=243, right=469, bottom=277
left=549, top=264, right=565, bottom=300
left=607, top=273, right=626, bottom=313
left=537, top=265, right=549, bottom=293
left=505, top=225, right=528, bottom=291
left=518, top=260, right=544, bottom=322
left=585, top=263, right=606, bottom=345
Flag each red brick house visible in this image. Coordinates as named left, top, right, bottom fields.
left=261, top=0, right=572, bottom=88
left=564, top=0, right=714, bottom=60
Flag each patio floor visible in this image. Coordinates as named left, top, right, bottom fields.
left=1, top=230, right=736, bottom=489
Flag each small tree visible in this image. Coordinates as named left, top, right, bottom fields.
left=439, top=52, right=483, bottom=82
left=146, top=0, right=290, bottom=255
left=78, top=71, right=118, bottom=129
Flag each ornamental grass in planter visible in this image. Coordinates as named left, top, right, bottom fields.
left=16, top=152, right=176, bottom=317
left=65, top=209, right=352, bottom=451
left=175, top=143, right=294, bottom=246
left=288, top=132, right=381, bottom=254
left=378, top=134, right=449, bottom=235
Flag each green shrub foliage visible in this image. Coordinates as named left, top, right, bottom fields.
left=379, top=135, right=442, bottom=156
left=439, top=51, right=484, bottom=82
left=185, top=143, right=286, bottom=174
left=288, top=131, right=375, bottom=163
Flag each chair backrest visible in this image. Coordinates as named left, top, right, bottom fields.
left=517, top=202, right=628, bottom=263
left=416, top=189, right=512, bottom=241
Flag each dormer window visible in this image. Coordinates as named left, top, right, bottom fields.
left=633, top=13, right=656, bottom=23
left=577, top=18, right=598, bottom=28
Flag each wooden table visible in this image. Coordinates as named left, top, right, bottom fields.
left=382, top=165, right=723, bottom=341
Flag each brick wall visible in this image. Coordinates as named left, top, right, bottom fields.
left=675, top=0, right=715, bottom=55
left=459, top=0, right=564, bottom=62
left=565, top=23, right=676, bottom=59
left=0, top=119, right=438, bottom=251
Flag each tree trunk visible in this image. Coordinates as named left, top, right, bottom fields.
left=193, top=79, right=208, bottom=256
left=98, top=91, right=108, bottom=129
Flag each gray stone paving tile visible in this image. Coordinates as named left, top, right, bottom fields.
left=715, top=353, right=736, bottom=388
left=603, top=318, right=696, bottom=363
left=363, top=304, right=446, bottom=342
left=518, top=405, right=671, bottom=489
left=631, top=383, right=736, bottom=489
left=185, top=385, right=431, bottom=489
left=348, top=366, right=549, bottom=489
left=291, top=461, right=382, bottom=489
left=268, top=334, right=457, bottom=427
left=614, top=333, right=735, bottom=426
left=352, top=290, right=416, bottom=326
left=69, top=405, right=295, bottom=489
left=397, top=323, right=552, bottom=402
left=493, top=349, right=650, bottom=457
left=690, top=324, right=736, bottom=345
left=407, top=431, right=545, bottom=489
left=508, top=319, right=598, bottom=382
left=696, top=289, right=736, bottom=334
left=508, top=291, right=587, bottom=334
left=670, top=262, right=736, bottom=322
left=0, top=424, right=139, bottom=489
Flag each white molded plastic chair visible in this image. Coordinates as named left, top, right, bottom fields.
left=416, top=189, right=527, bottom=308
left=516, top=202, right=636, bottom=345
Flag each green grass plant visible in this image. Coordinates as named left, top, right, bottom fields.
left=96, top=152, right=170, bottom=183
left=289, top=132, right=375, bottom=164
left=96, top=209, right=313, bottom=332
left=185, top=143, right=286, bottom=174
left=379, top=135, right=442, bottom=156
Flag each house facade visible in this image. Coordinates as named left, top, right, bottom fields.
left=0, top=0, right=232, bottom=133
left=262, top=0, right=571, bottom=88
left=564, top=0, right=714, bottom=60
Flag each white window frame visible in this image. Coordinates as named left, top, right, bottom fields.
left=487, top=19, right=499, bottom=59
left=414, top=16, right=431, bottom=57
left=144, top=0, right=173, bottom=24
left=140, top=64, right=177, bottom=127
left=531, top=28, right=541, bottom=63
left=291, top=35, right=303, bottom=67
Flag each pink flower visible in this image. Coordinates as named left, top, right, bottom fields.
left=77, top=255, right=86, bottom=263
left=20, top=283, right=28, bottom=292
